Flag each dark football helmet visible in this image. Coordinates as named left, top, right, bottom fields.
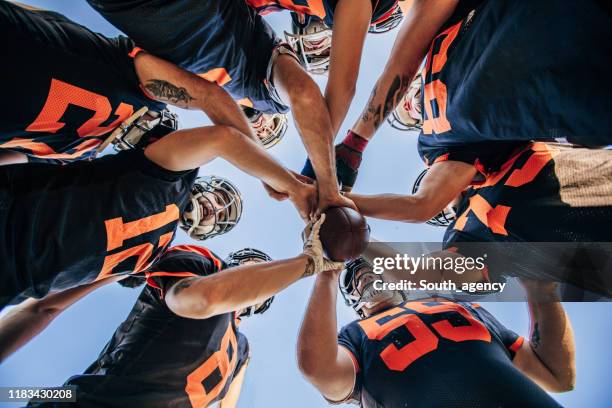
left=242, top=106, right=288, bottom=149
left=225, top=248, right=275, bottom=317
left=180, top=176, right=243, bottom=240
left=98, top=107, right=178, bottom=153
left=285, top=13, right=332, bottom=75
left=412, top=169, right=457, bottom=227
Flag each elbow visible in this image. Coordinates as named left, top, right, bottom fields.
left=296, top=344, right=325, bottom=381
left=166, top=286, right=219, bottom=320
left=553, top=371, right=576, bottom=393
left=397, top=196, right=440, bottom=224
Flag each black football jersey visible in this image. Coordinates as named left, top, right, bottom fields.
left=0, top=149, right=196, bottom=309
left=56, top=246, right=249, bottom=408
left=0, top=1, right=165, bottom=161
left=418, top=0, right=612, bottom=172
left=443, top=143, right=612, bottom=295
left=87, top=0, right=287, bottom=113
left=246, top=0, right=398, bottom=27
left=338, top=300, right=560, bottom=408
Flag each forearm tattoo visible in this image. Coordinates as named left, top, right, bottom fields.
left=531, top=322, right=541, bottom=349
left=361, top=74, right=412, bottom=131
left=144, top=79, right=194, bottom=106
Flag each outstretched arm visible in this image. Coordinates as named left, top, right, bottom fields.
left=324, top=0, right=372, bottom=135
left=347, top=160, right=475, bottom=223
left=164, top=216, right=344, bottom=319
left=0, top=275, right=123, bottom=363
left=134, top=52, right=256, bottom=141
left=296, top=271, right=356, bottom=402
left=145, top=125, right=315, bottom=220
left=513, top=281, right=576, bottom=392
left=351, top=0, right=458, bottom=140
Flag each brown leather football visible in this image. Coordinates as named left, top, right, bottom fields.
left=320, top=207, right=370, bottom=262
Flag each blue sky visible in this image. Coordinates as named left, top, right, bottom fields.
left=1, top=1, right=612, bottom=407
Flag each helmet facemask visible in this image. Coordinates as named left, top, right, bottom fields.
left=180, top=176, right=243, bottom=240
left=412, top=169, right=457, bottom=227
left=285, top=13, right=332, bottom=75
left=387, top=72, right=423, bottom=131
left=340, top=258, right=399, bottom=318
left=225, top=248, right=275, bottom=318
left=369, top=3, right=404, bottom=34
left=243, top=107, right=288, bottom=149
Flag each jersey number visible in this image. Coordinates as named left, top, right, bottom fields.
left=422, top=20, right=463, bottom=134
left=97, top=204, right=179, bottom=280
left=26, top=79, right=134, bottom=137
left=358, top=302, right=490, bottom=371
left=186, top=323, right=239, bottom=407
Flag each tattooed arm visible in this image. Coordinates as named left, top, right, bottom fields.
left=513, top=280, right=576, bottom=392
left=351, top=0, right=458, bottom=140
left=133, top=52, right=256, bottom=141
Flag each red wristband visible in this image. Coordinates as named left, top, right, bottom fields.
left=342, top=130, right=368, bottom=153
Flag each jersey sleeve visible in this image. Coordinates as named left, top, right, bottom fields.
left=335, top=323, right=365, bottom=405
left=418, top=138, right=529, bottom=175
left=144, top=245, right=225, bottom=300
left=470, top=304, right=525, bottom=359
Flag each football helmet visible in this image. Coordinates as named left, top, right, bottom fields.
left=180, top=176, right=243, bottom=240
left=242, top=107, right=288, bottom=149
left=412, top=169, right=457, bottom=227
left=369, top=3, right=404, bottom=34
left=285, top=13, right=332, bottom=75
left=340, top=258, right=402, bottom=318
left=387, top=72, right=423, bottom=131
left=98, top=107, right=178, bottom=153
left=226, top=248, right=275, bottom=317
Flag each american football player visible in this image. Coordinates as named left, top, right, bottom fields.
left=0, top=120, right=316, bottom=310
left=353, top=143, right=612, bottom=297
left=327, top=0, right=611, bottom=191
left=3, top=219, right=341, bottom=407
left=87, top=0, right=354, bottom=213
left=0, top=1, right=256, bottom=162
left=296, top=259, right=575, bottom=407
left=242, top=107, right=288, bottom=149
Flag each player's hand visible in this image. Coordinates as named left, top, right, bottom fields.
left=289, top=182, right=318, bottom=222
left=301, top=214, right=345, bottom=275
left=316, top=189, right=358, bottom=216
left=334, top=142, right=363, bottom=192
left=262, top=181, right=289, bottom=201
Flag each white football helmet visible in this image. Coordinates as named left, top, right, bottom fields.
left=285, top=13, right=332, bottom=75
left=387, top=72, right=423, bottom=131
left=369, top=3, right=404, bottom=34
left=412, top=169, right=457, bottom=227
left=242, top=107, right=288, bottom=149
left=180, top=176, right=243, bottom=240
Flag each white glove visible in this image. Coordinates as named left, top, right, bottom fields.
left=302, top=214, right=345, bottom=276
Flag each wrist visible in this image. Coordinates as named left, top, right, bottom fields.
left=342, top=130, right=368, bottom=153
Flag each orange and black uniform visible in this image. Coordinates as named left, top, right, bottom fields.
left=444, top=143, right=612, bottom=296
left=246, top=0, right=398, bottom=28
left=87, top=0, right=288, bottom=113
left=338, top=300, right=561, bottom=407
left=0, top=149, right=197, bottom=309
left=32, top=246, right=249, bottom=408
left=418, top=0, right=612, bottom=172
left=0, top=1, right=165, bottom=162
